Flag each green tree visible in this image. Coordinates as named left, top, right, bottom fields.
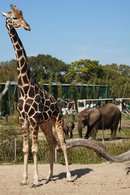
left=66, top=59, right=103, bottom=83
left=102, top=64, right=130, bottom=98
left=0, top=60, right=17, bottom=82
left=28, top=54, right=68, bottom=83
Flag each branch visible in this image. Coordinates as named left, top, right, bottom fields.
left=65, top=139, right=130, bottom=162
left=0, top=81, right=10, bottom=100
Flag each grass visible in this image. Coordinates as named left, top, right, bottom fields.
left=0, top=114, right=130, bottom=164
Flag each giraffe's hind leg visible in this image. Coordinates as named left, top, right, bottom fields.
left=40, top=121, right=57, bottom=183
left=55, top=119, right=72, bottom=181
left=45, top=144, right=56, bottom=183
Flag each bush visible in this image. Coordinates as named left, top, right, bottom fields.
left=0, top=116, right=130, bottom=164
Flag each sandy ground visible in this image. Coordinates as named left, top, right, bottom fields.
left=0, top=162, right=130, bottom=195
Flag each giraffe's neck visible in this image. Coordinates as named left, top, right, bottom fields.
left=6, top=21, right=32, bottom=97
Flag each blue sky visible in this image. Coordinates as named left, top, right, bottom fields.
left=0, top=0, right=130, bottom=65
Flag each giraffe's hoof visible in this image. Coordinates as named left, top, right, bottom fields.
left=20, top=181, right=28, bottom=186
left=31, top=183, right=43, bottom=188
left=45, top=177, right=53, bottom=184
left=66, top=172, right=73, bottom=182
left=45, top=179, right=50, bottom=184
left=126, top=167, right=130, bottom=175
left=67, top=178, right=74, bottom=182
left=67, top=175, right=78, bottom=182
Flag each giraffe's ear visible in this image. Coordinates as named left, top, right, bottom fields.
left=1, top=12, right=8, bottom=17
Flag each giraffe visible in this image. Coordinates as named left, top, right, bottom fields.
left=2, top=4, right=72, bottom=186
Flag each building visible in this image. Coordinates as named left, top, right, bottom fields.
left=0, top=81, right=110, bottom=116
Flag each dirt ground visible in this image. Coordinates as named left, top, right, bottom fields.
left=0, top=162, right=130, bottom=195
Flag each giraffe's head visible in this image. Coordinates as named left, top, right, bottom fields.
left=2, top=4, right=31, bottom=31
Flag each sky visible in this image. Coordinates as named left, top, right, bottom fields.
left=0, top=0, right=130, bottom=65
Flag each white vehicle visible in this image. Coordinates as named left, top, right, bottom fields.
left=60, top=100, right=75, bottom=115
left=77, top=98, right=113, bottom=112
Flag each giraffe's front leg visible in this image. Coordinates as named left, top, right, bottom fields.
left=21, top=151, right=28, bottom=185
left=20, top=122, right=29, bottom=185
left=31, top=125, right=39, bottom=187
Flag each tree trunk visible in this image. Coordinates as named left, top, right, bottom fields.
left=0, top=81, right=10, bottom=100
left=65, top=139, right=130, bottom=162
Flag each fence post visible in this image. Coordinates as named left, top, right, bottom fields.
left=14, top=137, right=17, bottom=161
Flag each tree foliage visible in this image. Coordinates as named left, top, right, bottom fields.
left=0, top=54, right=130, bottom=98
left=0, top=60, right=17, bottom=82
left=28, top=54, right=68, bottom=83
left=65, top=59, right=103, bottom=83
left=102, top=64, right=130, bottom=98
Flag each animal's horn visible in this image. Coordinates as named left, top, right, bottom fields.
left=1, top=12, right=8, bottom=17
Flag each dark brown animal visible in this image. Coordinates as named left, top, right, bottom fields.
left=78, top=103, right=121, bottom=139
left=63, top=120, right=75, bottom=139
